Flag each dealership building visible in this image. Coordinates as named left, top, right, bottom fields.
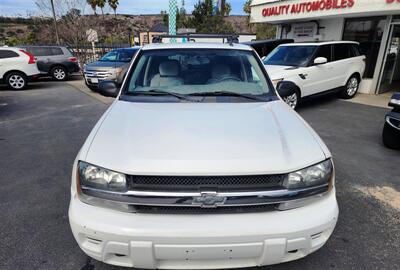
left=250, top=0, right=400, bottom=94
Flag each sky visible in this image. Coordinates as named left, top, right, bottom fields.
left=0, top=0, right=248, bottom=17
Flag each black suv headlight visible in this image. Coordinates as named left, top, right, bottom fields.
left=284, top=159, right=333, bottom=189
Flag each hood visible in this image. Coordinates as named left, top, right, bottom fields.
left=264, top=65, right=299, bottom=80
left=83, top=100, right=328, bottom=175
left=85, top=61, right=128, bottom=71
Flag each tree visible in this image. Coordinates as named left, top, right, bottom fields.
left=97, top=0, right=106, bottom=17
left=108, top=0, right=119, bottom=18
left=87, top=0, right=97, bottom=15
left=243, top=0, right=276, bottom=40
left=188, top=0, right=233, bottom=34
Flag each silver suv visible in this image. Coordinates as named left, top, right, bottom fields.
left=19, top=46, right=80, bottom=81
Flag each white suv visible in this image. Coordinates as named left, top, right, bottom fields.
left=0, top=47, right=40, bottom=90
left=264, top=41, right=366, bottom=109
left=69, top=41, right=338, bottom=269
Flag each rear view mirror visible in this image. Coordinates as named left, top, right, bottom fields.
left=98, top=80, right=119, bottom=98
left=388, top=92, right=400, bottom=109
left=314, top=57, right=328, bottom=65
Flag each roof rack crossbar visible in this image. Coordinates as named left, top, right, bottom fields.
left=152, top=34, right=239, bottom=45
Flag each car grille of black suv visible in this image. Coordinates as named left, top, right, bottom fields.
left=128, top=174, right=286, bottom=192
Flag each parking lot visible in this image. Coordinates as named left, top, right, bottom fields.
left=0, top=79, right=399, bottom=270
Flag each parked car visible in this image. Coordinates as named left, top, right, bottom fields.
left=83, top=47, right=140, bottom=91
left=69, top=41, right=338, bottom=269
left=0, top=47, right=40, bottom=90
left=242, top=39, right=294, bottom=58
left=382, top=92, right=400, bottom=149
left=264, top=41, right=366, bottom=109
left=19, top=46, right=80, bottom=81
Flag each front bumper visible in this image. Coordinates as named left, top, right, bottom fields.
left=69, top=189, right=338, bottom=269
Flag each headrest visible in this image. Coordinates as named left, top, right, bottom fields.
left=159, top=60, right=180, bottom=77
left=212, top=63, right=231, bottom=78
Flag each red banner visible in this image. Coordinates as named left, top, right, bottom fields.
left=262, top=0, right=355, bottom=17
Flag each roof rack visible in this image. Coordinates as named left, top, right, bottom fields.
left=152, top=34, right=240, bottom=45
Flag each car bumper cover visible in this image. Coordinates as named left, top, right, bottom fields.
left=69, top=189, right=338, bottom=269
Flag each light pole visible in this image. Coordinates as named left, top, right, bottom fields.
left=50, top=0, right=60, bottom=45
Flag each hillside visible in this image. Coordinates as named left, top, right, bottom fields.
left=0, top=14, right=253, bottom=45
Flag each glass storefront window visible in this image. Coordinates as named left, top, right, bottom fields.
left=343, top=17, right=386, bottom=78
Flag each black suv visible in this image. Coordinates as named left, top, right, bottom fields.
left=19, top=46, right=80, bottom=81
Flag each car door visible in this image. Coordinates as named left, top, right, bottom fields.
left=301, top=45, right=337, bottom=96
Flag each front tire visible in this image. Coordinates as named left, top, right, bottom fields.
left=282, top=91, right=300, bottom=110
left=340, top=75, right=359, bottom=99
left=382, top=122, right=400, bottom=150
left=6, top=72, right=27, bottom=90
left=51, top=66, right=67, bottom=81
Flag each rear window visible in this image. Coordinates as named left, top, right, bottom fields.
left=28, top=47, right=52, bottom=56
left=333, top=44, right=356, bottom=61
left=27, top=47, right=64, bottom=56
left=0, top=50, right=19, bottom=59
left=50, top=47, right=63, bottom=55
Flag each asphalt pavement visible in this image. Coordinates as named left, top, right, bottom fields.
left=0, top=80, right=399, bottom=270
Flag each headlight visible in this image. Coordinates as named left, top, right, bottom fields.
left=284, top=159, right=333, bottom=189
left=106, top=68, right=123, bottom=79
left=272, top=78, right=284, bottom=87
left=78, top=161, right=127, bottom=192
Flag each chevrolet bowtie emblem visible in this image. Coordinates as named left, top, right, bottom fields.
left=192, top=191, right=227, bottom=208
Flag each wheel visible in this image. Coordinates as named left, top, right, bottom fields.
left=282, top=91, right=300, bottom=110
left=340, top=75, right=359, bottom=99
left=6, top=72, right=27, bottom=90
left=51, top=66, right=67, bottom=81
left=382, top=122, right=400, bottom=150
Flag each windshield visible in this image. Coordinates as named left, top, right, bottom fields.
left=263, top=45, right=317, bottom=67
left=99, top=49, right=138, bottom=62
left=124, top=49, right=272, bottom=100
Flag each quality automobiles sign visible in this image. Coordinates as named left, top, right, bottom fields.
left=250, top=0, right=400, bottom=23
left=262, top=0, right=355, bottom=17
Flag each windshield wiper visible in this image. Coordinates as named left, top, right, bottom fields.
left=189, top=91, right=267, bottom=101
left=126, top=90, right=198, bottom=102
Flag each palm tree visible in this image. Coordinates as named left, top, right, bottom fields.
left=108, top=0, right=119, bottom=18
left=87, top=0, right=97, bottom=15
left=97, top=0, right=106, bottom=17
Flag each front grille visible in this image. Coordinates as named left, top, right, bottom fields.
left=132, top=204, right=279, bottom=214
left=128, top=174, right=285, bottom=192
left=84, top=70, right=109, bottom=79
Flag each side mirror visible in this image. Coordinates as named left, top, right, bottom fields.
left=388, top=92, right=400, bottom=109
left=98, top=80, right=119, bottom=98
left=314, top=57, right=328, bottom=65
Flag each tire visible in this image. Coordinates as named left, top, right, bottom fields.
left=51, top=66, right=67, bottom=81
left=6, top=72, right=27, bottom=90
left=282, top=90, right=300, bottom=110
left=340, top=75, right=359, bottom=99
left=382, top=122, right=400, bottom=150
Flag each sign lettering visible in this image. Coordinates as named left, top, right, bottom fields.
left=262, top=0, right=355, bottom=17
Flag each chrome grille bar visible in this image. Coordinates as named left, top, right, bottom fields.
left=80, top=184, right=329, bottom=208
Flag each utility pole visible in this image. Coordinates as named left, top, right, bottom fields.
left=50, top=0, right=60, bottom=45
